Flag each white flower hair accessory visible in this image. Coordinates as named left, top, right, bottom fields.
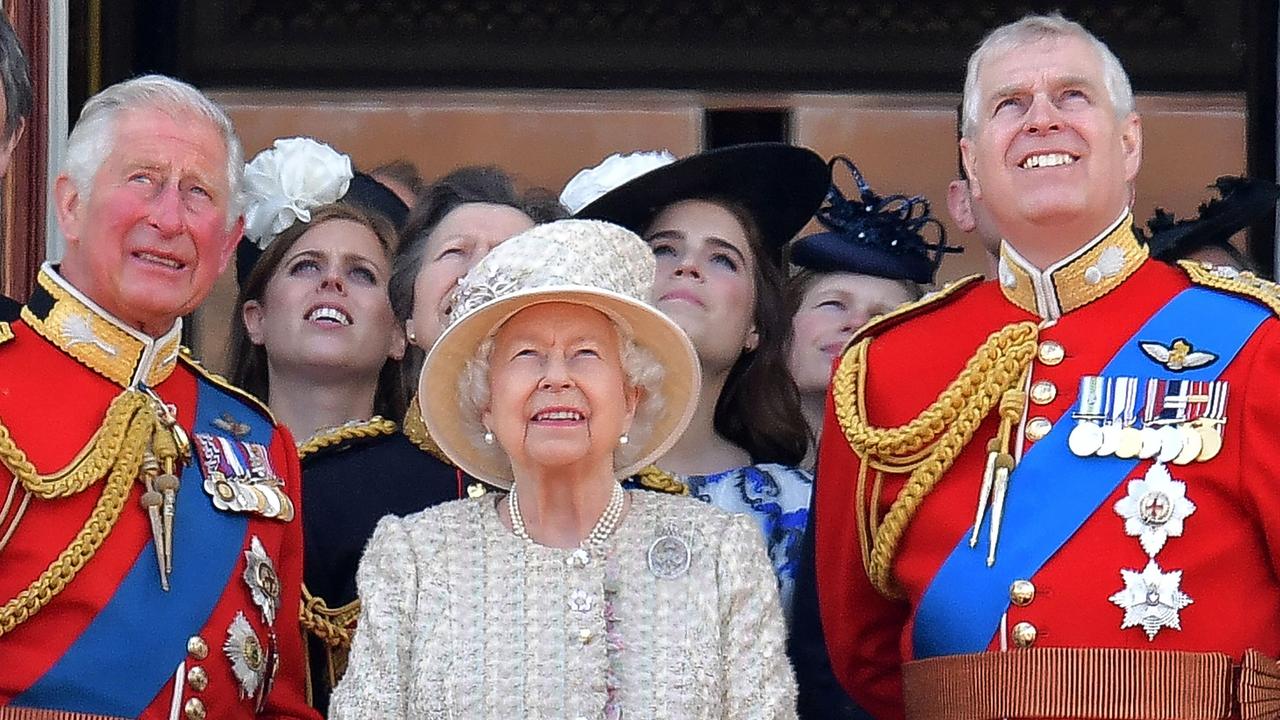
left=242, top=137, right=353, bottom=248
left=559, top=150, right=676, bottom=214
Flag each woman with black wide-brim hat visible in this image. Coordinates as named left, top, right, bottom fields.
left=563, top=142, right=829, bottom=614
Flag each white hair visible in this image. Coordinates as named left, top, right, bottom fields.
left=62, top=74, right=245, bottom=228
left=961, top=13, right=1135, bottom=138
left=459, top=316, right=666, bottom=474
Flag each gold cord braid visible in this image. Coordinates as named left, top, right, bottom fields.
left=0, top=393, right=158, bottom=637
left=833, top=322, right=1039, bottom=598
left=632, top=465, right=690, bottom=495
left=0, top=391, right=152, bottom=499
left=300, top=585, right=360, bottom=648
left=297, top=416, right=398, bottom=460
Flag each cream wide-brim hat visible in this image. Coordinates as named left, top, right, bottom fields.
left=419, top=220, right=701, bottom=489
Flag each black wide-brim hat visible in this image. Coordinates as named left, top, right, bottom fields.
left=574, top=143, right=830, bottom=255
left=1145, top=176, right=1280, bottom=260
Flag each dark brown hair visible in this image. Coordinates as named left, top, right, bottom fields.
left=228, top=202, right=407, bottom=421
left=683, top=197, right=809, bottom=466
left=389, top=165, right=567, bottom=392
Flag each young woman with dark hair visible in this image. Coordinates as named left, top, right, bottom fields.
left=567, top=143, right=829, bottom=614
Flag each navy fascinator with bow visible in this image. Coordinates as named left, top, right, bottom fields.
left=790, top=157, right=961, bottom=284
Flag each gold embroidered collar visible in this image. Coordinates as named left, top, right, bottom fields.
left=21, top=263, right=183, bottom=388
left=403, top=395, right=455, bottom=466
left=996, top=212, right=1147, bottom=320
left=296, top=416, right=398, bottom=460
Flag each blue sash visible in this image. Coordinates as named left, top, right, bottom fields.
left=14, top=376, right=269, bottom=716
left=912, top=287, right=1269, bottom=659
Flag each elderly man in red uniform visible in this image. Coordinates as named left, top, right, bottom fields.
left=0, top=75, right=317, bottom=720
left=798, top=12, right=1280, bottom=720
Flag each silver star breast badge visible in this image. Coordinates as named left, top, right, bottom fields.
left=1113, top=463, right=1196, bottom=557
left=1108, top=559, right=1193, bottom=640
left=243, top=535, right=280, bottom=627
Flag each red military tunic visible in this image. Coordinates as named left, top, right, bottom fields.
left=0, top=266, right=318, bottom=720
left=810, top=217, right=1280, bottom=719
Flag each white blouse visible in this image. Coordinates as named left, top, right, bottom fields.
left=330, top=490, right=798, bottom=719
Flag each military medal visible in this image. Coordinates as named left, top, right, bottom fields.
left=225, top=612, right=268, bottom=699
left=1068, top=376, right=1106, bottom=456
left=1108, top=560, right=1193, bottom=640
left=1113, top=463, right=1196, bottom=556
left=243, top=536, right=280, bottom=627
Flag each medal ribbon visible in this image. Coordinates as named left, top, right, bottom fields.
left=912, top=287, right=1269, bottom=659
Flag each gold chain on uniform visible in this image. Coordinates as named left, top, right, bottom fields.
left=296, top=416, right=398, bottom=460
left=833, top=321, right=1039, bottom=599
left=0, top=389, right=173, bottom=636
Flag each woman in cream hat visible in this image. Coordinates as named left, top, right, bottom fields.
left=330, top=219, right=797, bottom=719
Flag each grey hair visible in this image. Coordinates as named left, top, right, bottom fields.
left=458, top=316, right=666, bottom=474
left=62, top=74, right=245, bottom=228
left=961, top=13, right=1134, bottom=138
left=0, top=14, right=31, bottom=141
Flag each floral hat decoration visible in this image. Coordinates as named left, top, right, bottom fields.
left=789, top=157, right=961, bottom=284
left=420, top=219, right=701, bottom=488
left=235, top=137, right=409, bottom=285
left=559, top=150, right=677, bottom=215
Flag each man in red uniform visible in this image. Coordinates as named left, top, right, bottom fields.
left=798, top=12, right=1280, bottom=720
left=0, top=75, right=317, bottom=720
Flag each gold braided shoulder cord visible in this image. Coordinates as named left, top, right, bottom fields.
left=0, top=391, right=151, bottom=499
left=297, top=416, right=398, bottom=460
left=0, top=395, right=156, bottom=637
left=299, top=585, right=360, bottom=649
left=833, top=322, right=1039, bottom=599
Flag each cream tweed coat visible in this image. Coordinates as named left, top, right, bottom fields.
left=330, top=490, right=798, bottom=719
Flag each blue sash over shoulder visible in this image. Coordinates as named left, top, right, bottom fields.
left=13, top=376, right=267, bottom=716
left=912, top=287, right=1268, bottom=659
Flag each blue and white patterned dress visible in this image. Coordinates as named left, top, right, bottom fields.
left=627, top=462, right=813, bottom=615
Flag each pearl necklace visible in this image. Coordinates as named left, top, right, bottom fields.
left=508, top=481, right=625, bottom=550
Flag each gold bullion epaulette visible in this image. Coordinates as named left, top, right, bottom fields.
left=1179, top=260, right=1280, bottom=316
left=0, top=321, right=13, bottom=346
left=177, top=347, right=279, bottom=426
left=631, top=465, right=689, bottom=495
left=843, top=274, right=985, bottom=351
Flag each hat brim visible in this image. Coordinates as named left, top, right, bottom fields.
left=791, top=231, right=933, bottom=284
left=574, top=143, right=830, bottom=254
left=419, top=287, right=701, bottom=488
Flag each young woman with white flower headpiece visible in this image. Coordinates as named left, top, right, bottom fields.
left=226, top=137, right=451, bottom=714
left=565, top=143, right=829, bottom=616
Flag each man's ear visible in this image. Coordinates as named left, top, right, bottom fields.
left=946, top=180, right=977, bottom=233
left=54, top=173, right=89, bottom=250
left=217, top=215, right=246, bottom=270
left=959, top=139, right=982, bottom=200
left=242, top=300, right=266, bottom=346
left=1120, top=113, right=1143, bottom=184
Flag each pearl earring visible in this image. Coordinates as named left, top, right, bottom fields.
left=408, top=330, right=417, bottom=344
left=618, top=433, right=630, bottom=446
left=483, top=430, right=495, bottom=445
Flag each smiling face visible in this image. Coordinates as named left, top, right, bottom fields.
left=483, top=302, right=638, bottom=479
left=645, top=199, right=759, bottom=374
left=56, top=107, right=243, bottom=334
left=243, top=217, right=404, bottom=381
left=411, top=203, right=534, bottom=349
left=960, top=35, right=1141, bottom=257
left=787, top=272, right=916, bottom=393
